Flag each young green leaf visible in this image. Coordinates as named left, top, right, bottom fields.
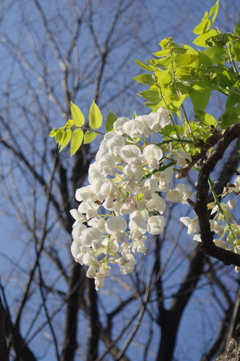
left=70, top=102, right=85, bottom=127
left=106, top=110, right=117, bottom=132
left=89, top=101, right=103, bottom=129
left=70, top=129, right=84, bottom=155
left=219, top=107, right=238, bottom=129
left=193, top=29, right=217, bottom=47
left=138, top=90, right=160, bottom=102
left=190, top=84, right=211, bottom=111
left=60, top=129, right=72, bottom=151
left=133, top=74, right=154, bottom=86
left=49, top=128, right=59, bottom=137
left=55, top=129, right=64, bottom=144
left=84, top=131, right=98, bottom=144
left=193, top=18, right=211, bottom=35
left=209, top=0, right=219, bottom=23
left=226, top=91, right=240, bottom=109
left=234, top=21, right=240, bottom=37
left=134, top=59, right=153, bottom=71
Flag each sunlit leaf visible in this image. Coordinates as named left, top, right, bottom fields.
left=133, top=74, right=154, bottom=86
left=49, top=128, right=59, bottom=137
left=174, top=54, right=198, bottom=66
left=193, top=19, right=211, bottom=35
left=70, top=129, right=84, bottom=155
left=84, top=131, right=98, bottom=144
left=60, top=129, right=72, bottom=151
left=209, top=0, right=219, bottom=23
left=134, top=59, right=153, bottom=71
left=70, top=102, right=85, bottom=127
left=88, top=101, right=103, bottom=129
left=234, top=21, right=240, bottom=37
left=105, top=110, right=117, bottom=132
left=138, top=90, right=160, bottom=102
left=193, top=29, right=217, bottom=47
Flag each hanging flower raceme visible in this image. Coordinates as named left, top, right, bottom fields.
left=69, top=109, right=196, bottom=290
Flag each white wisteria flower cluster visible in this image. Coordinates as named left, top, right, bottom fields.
left=70, top=108, right=193, bottom=290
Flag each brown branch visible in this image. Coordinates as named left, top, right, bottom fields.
left=194, top=123, right=240, bottom=266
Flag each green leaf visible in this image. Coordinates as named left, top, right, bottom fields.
left=138, top=90, right=160, bottom=102
left=70, top=102, right=85, bottom=127
left=190, top=84, right=211, bottom=111
left=70, top=129, right=84, bottom=155
left=88, top=101, right=103, bottom=129
left=133, top=74, right=154, bottom=86
left=193, top=29, right=217, bottom=47
left=162, top=125, right=183, bottom=136
left=56, top=129, right=64, bottom=144
left=209, top=0, right=219, bottom=23
left=134, top=59, right=153, bottom=71
left=49, top=128, right=59, bottom=137
left=196, top=111, right=217, bottom=126
left=60, top=129, right=72, bottom=151
left=193, top=18, right=211, bottom=35
left=174, top=54, right=198, bottom=66
left=105, top=110, right=117, bottom=132
left=232, top=43, right=240, bottom=62
left=171, top=47, right=187, bottom=54
left=234, top=21, right=240, bottom=37
left=152, top=49, right=170, bottom=57
left=226, top=90, right=240, bottom=109
left=84, top=131, right=98, bottom=144
left=216, top=70, right=235, bottom=89
left=202, top=46, right=225, bottom=63
left=219, top=107, right=238, bottom=129
left=65, top=119, right=75, bottom=128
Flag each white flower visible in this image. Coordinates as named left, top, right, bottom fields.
left=228, top=199, right=236, bottom=210
left=148, top=109, right=170, bottom=132
left=120, top=199, right=137, bottom=215
left=129, top=216, right=147, bottom=234
left=86, top=265, right=97, bottom=278
left=96, top=154, right=115, bottom=175
left=117, top=254, right=137, bottom=274
left=142, top=144, right=163, bottom=168
left=120, top=145, right=141, bottom=162
left=75, top=186, right=95, bottom=201
left=176, top=151, right=192, bottom=167
left=113, top=117, right=130, bottom=134
left=71, top=223, right=87, bottom=244
left=234, top=175, right=240, bottom=191
left=157, top=167, right=173, bottom=191
left=166, top=189, right=183, bottom=203
left=105, top=216, right=127, bottom=235
left=180, top=217, right=198, bottom=234
left=214, top=240, right=226, bottom=249
left=80, top=227, right=102, bottom=247
left=78, top=201, right=99, bottom=219
left=97, top=182, right=118, bottom=201
left=146, top=194, right=166, bottom=214
left=166, top=184, right=191, bottom=203
left=123, top=165, right=143, bottom=183
left=147, top=216, right=165, bottom=235
left=132, top=240, right=147, bottom=254
left=176, top=184, right=192, bottom=204
left=122, top=119, right=144, bottom=139
left=209, top=220, right=224, bottom=235
left=94, top=272, right=105, bottom=290
left=193, top=234, right=201, bottom=242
